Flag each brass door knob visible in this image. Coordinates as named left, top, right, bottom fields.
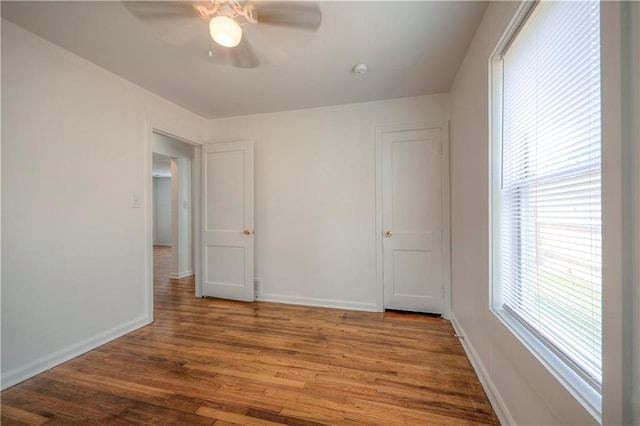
left=243, top=229, right=252, bottom=235
left=385, top=231, right=392, bottom=238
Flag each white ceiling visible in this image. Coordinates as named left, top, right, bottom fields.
left=1, top=1, right=487, bottom=119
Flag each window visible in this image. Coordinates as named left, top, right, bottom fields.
left=491, top=0, right=602, bottom=408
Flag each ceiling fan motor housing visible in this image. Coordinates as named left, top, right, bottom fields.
left=197, top=0, right=258, bottom=25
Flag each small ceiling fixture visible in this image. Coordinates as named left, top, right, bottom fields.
left=353, top=63, right=368, bottom=75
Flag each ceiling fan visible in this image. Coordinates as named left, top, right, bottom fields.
left=123, top=1, right=322, bottom=69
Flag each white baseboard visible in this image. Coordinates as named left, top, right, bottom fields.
left=1, top=315, right=150, bottom=390
left=258, top=292, right=378, bottom=312
left=450, top=314, right=515, bottom=426
left=170, top=270, right=193, bottom=279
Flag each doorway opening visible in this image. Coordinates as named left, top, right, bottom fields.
left=150, top=131, right=199, bottom=315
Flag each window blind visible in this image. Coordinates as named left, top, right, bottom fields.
left=499, top=0, right=602, bottom=387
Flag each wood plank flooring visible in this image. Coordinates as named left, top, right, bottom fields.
left=1, top=246, right=498, bottom=425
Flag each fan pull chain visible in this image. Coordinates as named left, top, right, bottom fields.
left=209, top=37, right=213, bottom=57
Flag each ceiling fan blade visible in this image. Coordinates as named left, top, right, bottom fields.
left=123, top=1, right=208, bottom=46
left=208, top=38, right=260, bottom=69
left=122, top=1, right=203, bottom=20
left=230, top=38, right=260, bottom=69
left=242, top=25, right=288, bottom=65
left=162, top=19, right=207, bottom=46
left=255, top=2, right=322, bottom=31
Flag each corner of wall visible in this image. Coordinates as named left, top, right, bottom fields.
left=450, top=314, right=516, bottom=425
left=1, top=315, right=150, bottom=390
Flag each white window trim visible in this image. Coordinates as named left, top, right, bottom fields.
left=491, top=307, right=602, bottom=420
left=488, top=1, right=603, bottom=422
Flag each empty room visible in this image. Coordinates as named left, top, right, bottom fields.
left=1, top=1, right=639, bottom=425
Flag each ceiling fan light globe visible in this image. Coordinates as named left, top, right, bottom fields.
left=209, top=15, right=242, bottom=48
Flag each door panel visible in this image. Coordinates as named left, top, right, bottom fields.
left=206, top=149, right=245, bottom=230
left=202, top=141, right=254, bottom=301
left=205, top=246, right=245, bottom=285
left=392, top=250, right=432, bottom=296
left=382, top=128, right=443, bottom=313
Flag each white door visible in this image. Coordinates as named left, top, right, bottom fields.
left=202, top=141, right=254, bottom=301
left=382, top=127, right=444, bottom=313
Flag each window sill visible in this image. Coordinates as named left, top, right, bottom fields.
left=490, top=306, right=602, bottom=424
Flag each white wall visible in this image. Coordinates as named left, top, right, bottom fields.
left=1, top=20, right=207, bottom=388
left=153, top=177, right=172, bottom=246
left=449, top=2, right=637, bottom=425
left=208, top=95, right=449, bottom=310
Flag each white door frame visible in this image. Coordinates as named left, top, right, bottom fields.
left=374, top=121, right=451, bottom=318
left=145, top=122, right=203, bottom=324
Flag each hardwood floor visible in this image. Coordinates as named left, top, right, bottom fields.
left=1, top=246, right=498, bottom=425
